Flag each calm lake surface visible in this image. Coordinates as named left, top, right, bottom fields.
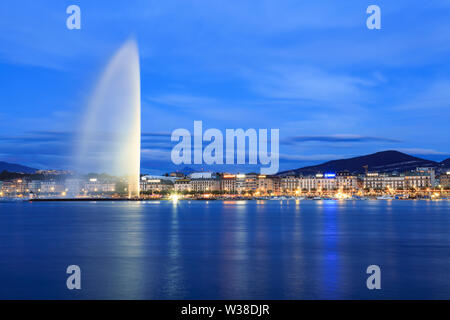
left=0, top=200, right=449, bottom=299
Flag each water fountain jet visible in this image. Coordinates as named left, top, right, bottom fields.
left=75, top=39, right=141, bottom=198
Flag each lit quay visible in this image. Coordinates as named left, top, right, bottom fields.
left=1, top=168, right=449, bottom=201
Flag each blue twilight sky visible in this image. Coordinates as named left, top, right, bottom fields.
left=0, top=0, right=449, bottom=174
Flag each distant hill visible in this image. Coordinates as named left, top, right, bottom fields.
left=441, top=158, right=450, bottom=168
left=278, top=150, right=438, bottom=176
left=0, top=161, right=37, bottom=174
left=179, top=166, right=196, bottom=174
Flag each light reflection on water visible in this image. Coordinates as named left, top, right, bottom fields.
left=0, top=200, right=449, bottom=299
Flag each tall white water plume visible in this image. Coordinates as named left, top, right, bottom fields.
left=75, top=39, right=141, bottom=198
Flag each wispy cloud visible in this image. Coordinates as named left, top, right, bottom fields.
left=0, top=130, right=175, bottom=169
left=397, top=148, right=449, bottom=156
left=147, top=94, right=219, bottom=109
left=246, top=65, right=374, bottom=104
left=282, top=134, right=401, bottom=145
left=279, top=153, right=352, bottom=162
left=395, top=80, right=450, bottom=111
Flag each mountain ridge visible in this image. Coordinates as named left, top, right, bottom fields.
left=440, top=158, right=450, bottom=167
left=278, top=150, right=439, bottom=176
left=0, top=161, right=37, bottom=174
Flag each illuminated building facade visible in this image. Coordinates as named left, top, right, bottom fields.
left=190, top=178, right=221, bottom=192
left=140, top=176, right=174, bottom=192
left=221, top=174, right=236, bottom=193
left=174, top=179, right=191, bottom=192
left=438, top=172, right=450, bottom=188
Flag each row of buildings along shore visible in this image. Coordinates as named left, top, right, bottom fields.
left=1, top=167, right=449, bottom=198
left=142, top=168, right=449, bottom=195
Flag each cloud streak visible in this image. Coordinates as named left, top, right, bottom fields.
left=282, top=135, right=401, bottom=145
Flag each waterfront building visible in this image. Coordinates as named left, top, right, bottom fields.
left=404, top=172, right=433, bottom=189
left=65, top=178, right=83, bottom=196
left=298, top=177, right=314, bottom=191
left=28, top=180, right=41, bottom=193
left=298, top=174, right=336, bottom=191
left=271, top=176, right=281, bottom=194
left=437, top=172, right=450, bottom=188
left=362, top=168, right=434, bottom=190
left=363, top=173, right=405, bottom=190
left=15, top=179, right=28, bottom=193
left=187, top=172, right=220, bottom=193
left=174, top=179, right=191, bottom=192
left=190, top=178, right=220, bottom=192
left=244, top=173, right=259, bottom=193
left=363, top=172, right=383, bottom=189
left=84, top=178, right=116, bottom=193
left=280, top=173, right=357, bottom=193
left=312, top=177, right=336, bottom=191
left=221, top=174, right=236, bottom=193
left=336, top=172, right=358, bottom=190
left=281, top=176, right=300, bottom=192
left=0, top=181, right=13, bottom=194
left=413, top=167, right=436, bottom=186
left=40, top=181, right=65, bottom=194
left=257, top=175, right=275, bottom=194
left=235, top=174, right=247, bottom=194
left=0, top=180, right=32, bottom=195
left=382, top=175, right=405, bottom=189
left=0, top=179, right=29, bottom=194
left=140, top=176, right=174, bottom=192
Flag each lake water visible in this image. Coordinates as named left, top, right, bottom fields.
left=0, top=200, right=449, bottom=299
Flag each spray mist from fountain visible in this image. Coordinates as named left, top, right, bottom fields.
left=75, top=39, right=141, bottom=198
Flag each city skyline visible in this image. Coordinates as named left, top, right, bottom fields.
left=1, top=1, right=450, bottom=174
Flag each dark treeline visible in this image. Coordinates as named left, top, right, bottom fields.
left=0, top=170, right=68, bottom=181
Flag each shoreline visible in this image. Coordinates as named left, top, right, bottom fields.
left=12, top=197, right=450, bottom=202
